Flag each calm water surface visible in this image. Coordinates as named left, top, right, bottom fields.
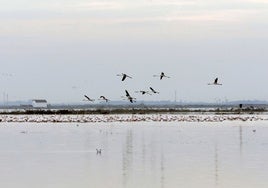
left=0, top=121, right=267, bottom=188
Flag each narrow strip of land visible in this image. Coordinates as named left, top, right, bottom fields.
left=0, top=114, right=267, bottom=123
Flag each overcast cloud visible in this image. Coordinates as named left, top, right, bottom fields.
left=0, top=0, right=267, bottom=103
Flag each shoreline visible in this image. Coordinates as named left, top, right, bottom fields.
left=0, top=107, right=267, bottom=115
left=0, top=114, right=267, bottom=123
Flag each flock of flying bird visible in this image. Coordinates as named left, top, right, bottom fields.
left=84, top=72, right=222, bottom=104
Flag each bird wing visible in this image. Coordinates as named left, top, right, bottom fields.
left=160, top=72, right=164, bottom=79
left=126, top=74, right=132, bottom=78
left=214, top=78, right=218, bottom=84
left=84, top=95, right=90, bottom=100
left=125, top=90, right=130, bottom=97
left=150, top=87, right=155, bottom=92
left=122, top=74, right=126, bottom=81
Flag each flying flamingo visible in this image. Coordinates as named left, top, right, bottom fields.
left=99, top=96, right=109, bottom=102
left=208, top=78, right=222, bottom=85
left=153, top=72, right=170, bottom=80
left=83, top=95, right=95, bottom=102
left=116, top=73, right=132, bottom=81
left=123, top=90, right=136, bottom=103
left=150, top=87, right=160, bottom=94
left=135, top=90, right=151, bottom=95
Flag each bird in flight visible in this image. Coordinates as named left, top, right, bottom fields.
left=135, top=90, right=151, bottom=95
left=84, top=95, right=95, bottom=102
left=123, top=90, right=136, bottom=103
left=125, top=90, right=131, bottom=97
left=116, top=73, right=132, bottom=81
left=150, top=87, right=160, bottom=94
left=153, top=72, right=170, bottom=80
left=208, top=78, right=222, bottom=85
left=99, top=96, right=109, bottom=102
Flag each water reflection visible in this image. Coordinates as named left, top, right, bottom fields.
left=160, top=152, right=165, bottom=188
left=0, top=123, right=268, bottom=188
left=141, top=133, right=146, bottom=168
left=122, top=129, right=133, bottom=187
left=239, top=125, right=243, bottom=157
left=214, top=143, right=219, bottom=187
left=121, top=127, right=168, bottom=188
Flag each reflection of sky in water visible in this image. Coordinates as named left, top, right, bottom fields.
left=0, top=122, right=267, bottom=188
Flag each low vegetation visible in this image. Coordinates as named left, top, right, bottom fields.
left=0, top=106, right=266, bottom=115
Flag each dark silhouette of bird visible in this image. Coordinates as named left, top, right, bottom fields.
left=150, top=87, right=160, bottom=94
left=96, top=149, right=102, bottom=155
left=135, top=90, right=151, bottom=95
left=84, top=95, right=95, bottom=102
left=99, top=96, right=109, bottom=102
left=123, top=90, right=136, bottom=103
left=128, top=96, right=135, bottom=103
left=153, top=72, right=170, bottom=80
left=125, top=90, right=130, bottom=97
left=117, top=73, right=132, bottom=81
left=239, top=104, right=243, bottom=109
left=208, top=78, right=222, bottom=85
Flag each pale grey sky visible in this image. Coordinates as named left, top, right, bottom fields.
left=0, top=0, right=267, bottom=103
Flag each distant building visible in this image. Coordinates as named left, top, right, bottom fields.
left=32, top=99, right=48, bottom=108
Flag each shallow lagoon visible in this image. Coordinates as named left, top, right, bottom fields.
left=0, top=121, right=268, bottom=188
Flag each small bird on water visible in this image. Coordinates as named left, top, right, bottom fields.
left=96, top=149, right=102, bottom=155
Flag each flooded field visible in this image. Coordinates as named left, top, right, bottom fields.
left=0, top=121, right=268, bottom=188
